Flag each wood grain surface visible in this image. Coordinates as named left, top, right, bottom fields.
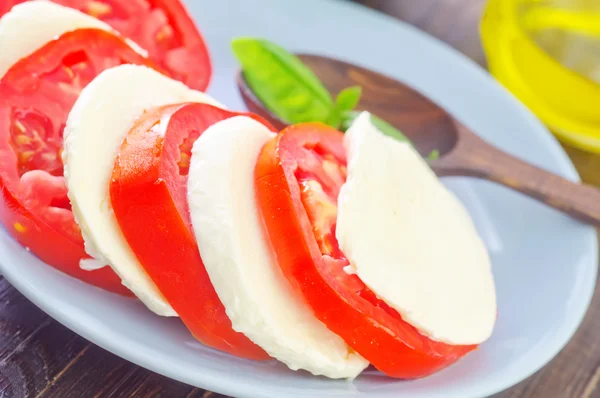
left=1, top=1, right=598, bottom=397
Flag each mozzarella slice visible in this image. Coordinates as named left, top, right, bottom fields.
left=336, top=112, right=497, bottom=345
left=63, top=65, right=221, bottom=316
left=0, top=1, right=145, bottom=79
left=187, top=117, right=368, bottom=378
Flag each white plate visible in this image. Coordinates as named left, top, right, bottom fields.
left=0, top=0, right=597, bottom=397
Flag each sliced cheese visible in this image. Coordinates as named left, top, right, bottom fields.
left=336, top=112, right=497, bottom=345
left=0, top=1, right=145, bottom=79
left=187, top=116, right=368, bottom=378
left=63, top=65, right=221, bottom=316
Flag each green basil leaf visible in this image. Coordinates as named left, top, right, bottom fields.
left=335, top=86, right=362, bottom=112
left=326, top=107, right=342, bottom=129
left=427, top=149, right=440, bottom=160
left=323, top=86, right=362, bottom=129
left=340, top=110, right=358, bottom=131
left=341, top=111, right=411, bottom=143
left=232, top=37, right=333, bottom=124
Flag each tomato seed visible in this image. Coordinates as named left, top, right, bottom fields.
left=86, top=1, right=112, bottom=18
left=18, top=151, right=35, bottom=163
left=13, top=120, right=26, bottom=134
left=178, top=153, right=190, bottom=176
left=14, top=134, right=31, bottom=146
left=63, top=65, right=75, bottom=80
left=322, top=160, right=345, bottom=186
left=58, top=82, right=82, bottom=97
left=156, top=25, right=175, bottom=42
left=41, top=152, right=57, bottom=162
left=13, top=222, right=26, bottom=233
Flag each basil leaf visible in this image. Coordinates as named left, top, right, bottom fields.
left=341, top=111, right=411, bottom=143
left=326, top=108, right=342, bottom=129
left=427, top=149, right=440, bottom=160
left=335, top=86, right=362, bottom=112
left=340, top=110, right=358, bottom=131
left=232, top=37, right=333, bottom=124
left=324, top=86, right=363, bottom=129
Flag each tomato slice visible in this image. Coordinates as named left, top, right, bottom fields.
left=1, top=0, right=211, bottom=91
left=110, top=102, right=274, bottom=359
left=254, top=123, right=476, bottom=378
left=0, top=28, right=158, bottom=294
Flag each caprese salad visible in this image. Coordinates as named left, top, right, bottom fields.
left=0, top=0, right=497, bottom=380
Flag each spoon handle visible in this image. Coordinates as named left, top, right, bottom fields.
left=433, top=122, right=600, bottom=225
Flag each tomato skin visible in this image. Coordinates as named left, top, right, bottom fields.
left=0, top=0, right=211, bottom=91
left=255, top=123, right=475, bottom=378
left=0, top=178, right=129, bottom=294
left=0, top=28, right=157, bottom=295
left=111, top=103, right=273, bottom=360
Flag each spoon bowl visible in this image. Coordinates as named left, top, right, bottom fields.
left=237, top=54, right=457, bottom=158
left=237, top=53, right=600, bottom=226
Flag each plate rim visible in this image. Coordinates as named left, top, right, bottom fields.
left=0, top=0, right=597, bottom=397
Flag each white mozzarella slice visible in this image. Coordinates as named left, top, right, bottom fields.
left=0, top=1, right=145, bottom=79
left=187, top=116, right=368, bottom=378
left=336, top=112, right=497, bottom=345
left=63, top=65, right=221, bottom=316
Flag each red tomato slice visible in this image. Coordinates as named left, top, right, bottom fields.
left=110, top=102, right=274, bottom=359
left=0, top=28, right=159, bottom=295
left=254, top=123, right=476, bottom=378
left=0, top=0, right=211, bottom=91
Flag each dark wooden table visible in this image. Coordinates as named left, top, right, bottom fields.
left=2, top=1, right=599, bottom=397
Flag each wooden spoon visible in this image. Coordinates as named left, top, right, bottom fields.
left=237, top=54, right=600, bottom=226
